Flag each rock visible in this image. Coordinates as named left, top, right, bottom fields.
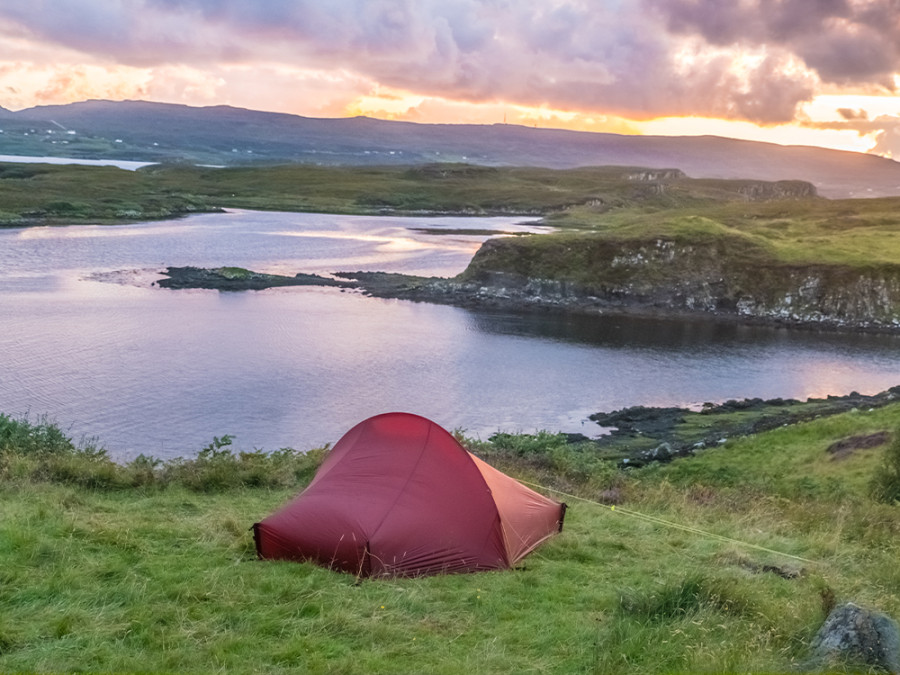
left=826, top=431, right=892, bottom=461
left=643, top=442, right=673, bottom=461
left=807, top=603, right=900, bottom=673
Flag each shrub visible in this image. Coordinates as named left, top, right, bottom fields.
left=161, top=436, right=329, bottom=492
left=0, top=413, right=75, bottom=455
left=870, top=429, right=900, bottom=504
left=38, top=452, right=127, bottom=490
left=0, top=415, right=328, bottom=493
left=487, top=431, right=570, bottom=455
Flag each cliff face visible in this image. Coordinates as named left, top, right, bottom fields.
left=439, top=237, right=900, bottom=330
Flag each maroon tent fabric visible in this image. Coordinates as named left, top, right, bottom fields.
left=253, top=412, right=566, bottom=578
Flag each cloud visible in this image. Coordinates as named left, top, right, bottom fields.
left=0, top=0, right=895, bottom=125
left=650, top=0, right=900, bottom=87
left=872, top=122, right=900, bottom=158
left=801, top=112, right=900, bottom=157
left=838, top=107, right=869, bottom=120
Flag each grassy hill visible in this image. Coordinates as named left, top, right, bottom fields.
left=544, top=195, right=900, bottom=268
left=1, top=404, right=898, bottom=673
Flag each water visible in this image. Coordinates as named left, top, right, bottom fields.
left=0, top=154, right=157, bottom=170
left=2, top=210, right=899, bottom=461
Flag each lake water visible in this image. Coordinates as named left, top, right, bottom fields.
left=0, top=154, right=157, bottom=170
left=2, top=209, right=900, bottom=461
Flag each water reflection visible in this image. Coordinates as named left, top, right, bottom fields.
left=466, top=309, right=900, bottom=354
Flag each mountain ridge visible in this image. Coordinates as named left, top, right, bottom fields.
left=2, top=99, right=900, bottom=198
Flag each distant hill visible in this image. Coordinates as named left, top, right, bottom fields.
left=2, top=99, right=900, bottom=198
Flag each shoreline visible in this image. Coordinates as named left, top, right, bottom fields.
left=342, top=270, right=900, bottom=336
left=133, top=264, right=900, bottom=335
left=8, top=384, right=897, bottom=467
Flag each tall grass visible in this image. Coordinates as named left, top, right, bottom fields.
left=870, top=427, right=900, bottom=504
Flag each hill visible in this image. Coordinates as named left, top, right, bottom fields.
left=2, top=99, right=900, bottom=198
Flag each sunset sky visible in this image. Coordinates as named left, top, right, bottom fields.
left=1, top=1, right=899, bottom=157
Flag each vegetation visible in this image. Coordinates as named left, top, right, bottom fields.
left=0, top=163, right=214, bottom=224
left=544, top=196, right=900, bottom=269
left=456, top=197, right=900, bottom=288
left=0, top=160, right=811, bottom=225
left=2, top=404, right=899, bottom=673
left=870, top=427, right=900, bottom=504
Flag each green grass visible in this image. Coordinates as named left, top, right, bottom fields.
left=0, top=161, right=819, bottom=226
left=1, top=407, right=899, bottom=673
left=546, top=196, right=900, bottom=269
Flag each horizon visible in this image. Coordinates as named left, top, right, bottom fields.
left=1, top=2, right=899, bottom=159
left=4, top=95, right=899, bottom=161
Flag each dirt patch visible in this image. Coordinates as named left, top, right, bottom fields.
left=826, top=431, right=892, bottom=461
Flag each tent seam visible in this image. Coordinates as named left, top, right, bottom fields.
left=367, top=421, right=434, bottom=564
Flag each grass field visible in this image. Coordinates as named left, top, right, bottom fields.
left=0, top=162, right=781, bottom=225
left=2, top=406, right=899, bottom=673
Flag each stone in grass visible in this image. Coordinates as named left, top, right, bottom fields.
left=807, top=602, right=900, bottom=673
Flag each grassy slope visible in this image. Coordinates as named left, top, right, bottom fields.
left=2, top=407, right=899, bottom=674
left=532, top=196, right=900, bottom=271
left=0, top=163, right=212, bottom=224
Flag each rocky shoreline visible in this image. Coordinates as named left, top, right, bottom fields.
left=340, top=233, right=900, bottom=334
left=337, top=269, right=900, bottom=335
left=521, top=385, right=900, bottom=468
left=152, top=264, right=900, bottom=335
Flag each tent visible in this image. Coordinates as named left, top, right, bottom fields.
left=253, top=412, right=566, bottom=578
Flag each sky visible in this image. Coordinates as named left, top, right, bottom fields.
left=0, top=0, right=899, bottom=157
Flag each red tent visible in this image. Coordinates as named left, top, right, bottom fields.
left=253, top=412, right=566, bottom=578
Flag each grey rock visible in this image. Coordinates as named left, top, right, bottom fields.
left=808, top=603, right=900, bottom=673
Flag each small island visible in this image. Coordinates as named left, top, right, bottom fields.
left=156, top=266, right=357, bottom=291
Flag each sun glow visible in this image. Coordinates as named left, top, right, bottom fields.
left=342, top=86, right=642, bottom=134
left=634, top=115, right=877, bottom=153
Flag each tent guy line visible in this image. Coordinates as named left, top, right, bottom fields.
left=518, top=480, right=818, bottom=566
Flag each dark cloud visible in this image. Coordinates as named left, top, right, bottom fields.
left=0, top=0, right=895, bottom=124
left=647, top=0, right=852, bottom=44
left=650, top=0, right=900, bottom=86
left=838, top=107, right=869, bottom=120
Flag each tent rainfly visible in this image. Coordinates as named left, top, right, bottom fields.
left=253, top=412, right=566, bottom=578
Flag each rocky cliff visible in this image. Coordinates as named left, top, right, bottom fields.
left=354, top=235, right=900, bottom=331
